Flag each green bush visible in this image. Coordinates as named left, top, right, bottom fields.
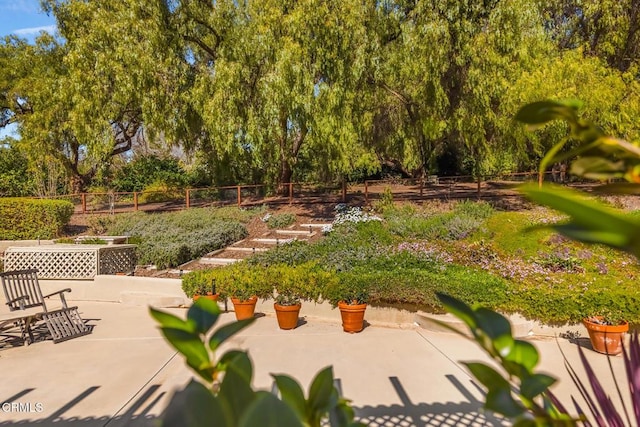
left=0, top=198, right=74, bottom=239
left=205, top=262, right=272, bottom=301
left=181, top=270, right=218, bottom=298
left=267, top=262, right=336, bottom=305
left=326, top=271, right=370, bottom=306
left=106, top=208, right=249, bottom=269
left=138, top=181, right=184, bottom=204
left=265, top=212, right=296, bottom=229
left=111, top=155, right=190, bottom=192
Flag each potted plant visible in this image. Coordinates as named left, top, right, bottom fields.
left=181, top=270, right=219, bottom=302
left=324, top=271, right=369, bottom=333
left=582, top=314, right=629, bottom=355
left=268, top=263, right=328, bottom=330
left=216, top=263, right=271, bottom=320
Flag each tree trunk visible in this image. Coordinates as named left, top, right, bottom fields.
left=278, top=161, right=293, bottom=195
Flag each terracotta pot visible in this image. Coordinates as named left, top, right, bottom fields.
left=338, top=301, right=367, bottom=333
left=582, top=316, right=629, bottom=355
left=193, top=293, right=219, bottom=303
left=231, top=296, right=258, bottom=320
left=274, top=303, right=301, bottom=330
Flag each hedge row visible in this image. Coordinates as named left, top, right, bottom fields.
left=0, top=198, right=74, bottom=239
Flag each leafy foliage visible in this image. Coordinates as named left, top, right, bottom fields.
left=0, top=198, right=74, bottom=239
left=0, top=143, right=33, bottom=197
left=151, top=298, right=363, bottom=427
left=106, top=208, right=249, bottom=269
left=111, top=155, right=191, bottom=192
left=264, top=213, right=296, bottom=230
left=431, top=294, right=579, bottom=424
left=516, top=100, right=640, bottom=260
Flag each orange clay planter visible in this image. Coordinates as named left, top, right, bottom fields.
left=274, top=303, right=301, bottom=330
left=193, top=293, right=219, bottom=303
left=231, top=296, right=258, bottom=320
left=338, top=301, right=367, bottom=333
left=582, top=316, right=629, bottom=355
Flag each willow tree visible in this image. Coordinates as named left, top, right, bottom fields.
left=0, top=0, right=187, bottom=193
left=182, top=0, right=376, bottom=188
left=366, top=0, right=550, bottom=178
left=541, top=0, right=640, bottom=73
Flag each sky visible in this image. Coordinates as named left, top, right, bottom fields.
left=0, top=0, right=57, bottom=40
left=0, top=0, right=57, bottom=139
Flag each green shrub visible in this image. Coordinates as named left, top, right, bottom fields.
left=112, top=155, right=189, bottom=192
left=182, top=270, right=218, bottom=298
left=453, top=200, right=494, bottom=219
left=265, top=212, right=296, bottom=229
left=139, top=181, right=184, bottom=203
left=0, top=198, right=74, bottom=239
left=326, top=271, right=370, bottom=306
left=87, top=214, right=117, bottom=234
left=209, top=206, right=265, bottom=223
left=106, top=208, right=249, bottom=269
left=267, top=262, right=336, bottom=305
left=206, top=262, right=272, bottom=301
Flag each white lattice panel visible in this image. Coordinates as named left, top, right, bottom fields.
left=4, top=244, right=137, bottom=279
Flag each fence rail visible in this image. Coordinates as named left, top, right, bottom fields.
left=26, top=171, right=580, bottom=215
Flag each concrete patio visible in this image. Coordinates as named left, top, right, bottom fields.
left=0, top=277, right=631, bottom=426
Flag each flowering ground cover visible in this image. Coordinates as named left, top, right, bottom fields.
left=248, top=200, right=640, bottom=324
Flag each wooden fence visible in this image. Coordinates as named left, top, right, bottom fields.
left=34, top=171, right=561, bottom=215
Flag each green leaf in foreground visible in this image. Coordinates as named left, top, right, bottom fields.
left=520, top=183, right=640, bottom=257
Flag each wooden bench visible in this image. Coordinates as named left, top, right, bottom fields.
left=0, top=269, right=91, bottom=345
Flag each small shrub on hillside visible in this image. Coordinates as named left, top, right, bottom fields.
left=263, top=212, right=296, bottom=229
left=453, top=200, right=494, bottom=219
left=139, top=181, right=184, bottom=203
left=0, top=198, right=74, bottom=239
left=372, top=187, right=395, bottom=213
left=534, top=248, right=584, bottom=273
left=87, top=214, right=116, bottom=234
left=248, top=240, right=315, bottom=266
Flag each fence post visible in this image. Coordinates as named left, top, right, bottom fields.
left=341, top=178, right=347, bottom=202
left=134, top=192, right=138, bottom=211
left=186, top=189, right=190, bottom=209
left=81, top=193, right=86, bottom=214
left=419, top=179, right=423, bottom=197
left=289, top=183, right=293, bottom=205
left=237, top=186, right=241, bottom=207
left=365, top=181, right=369, bottom=204
left=477, top=175, right=482, bottom=199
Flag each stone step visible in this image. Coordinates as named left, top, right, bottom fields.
left=275, top=229, right=316, bottom=236
left=224, top=247, right=269, bottom=253
left=300, top=223, right=333, bottom=228
left=251, top=238, right=296, bottom=245
left=200, top=257, right=242, bottom=265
